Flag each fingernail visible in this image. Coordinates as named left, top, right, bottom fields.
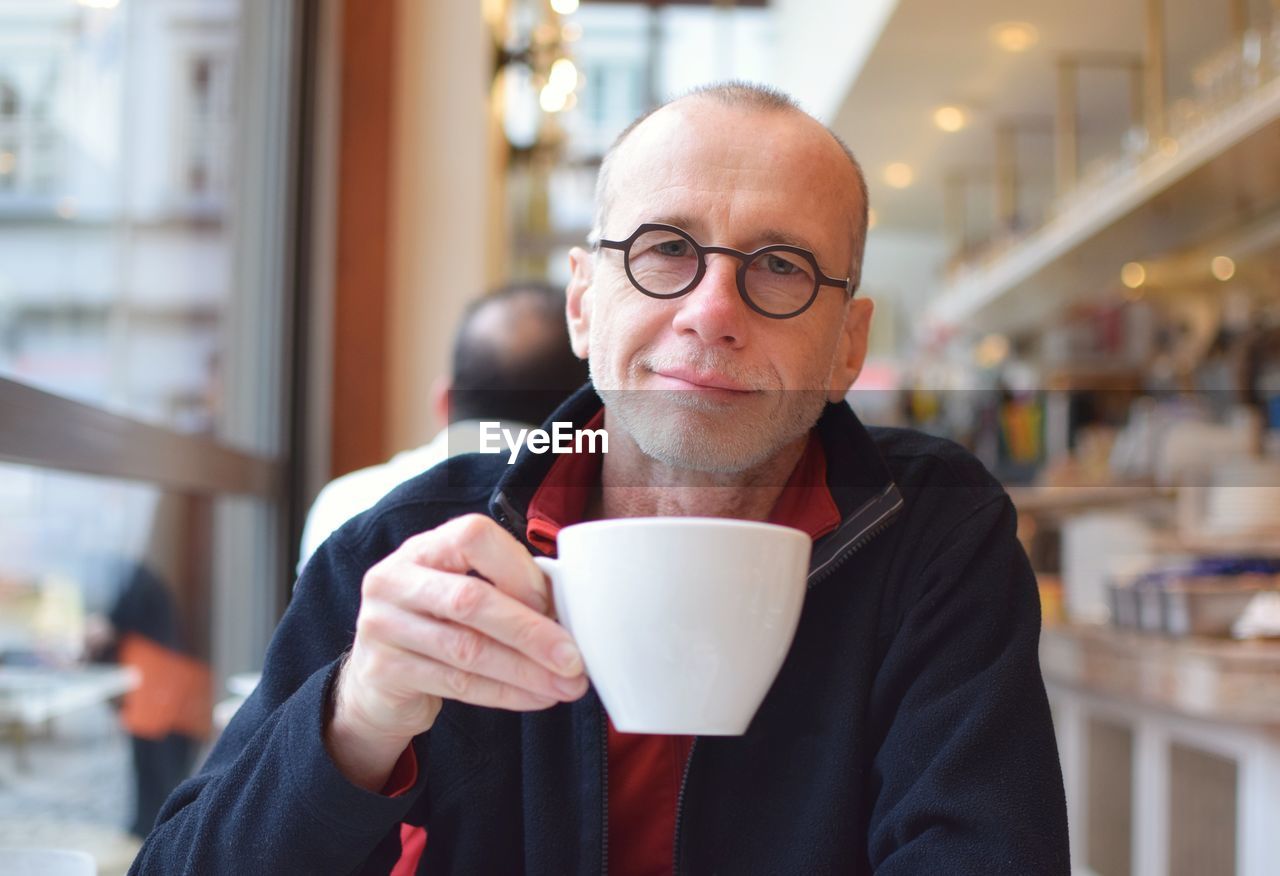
left=551, top=641, right=583, bottom=674
left=553, top=674, right=584, bottom=697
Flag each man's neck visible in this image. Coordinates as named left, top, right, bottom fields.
left=588, top=416, right=809, bottom=522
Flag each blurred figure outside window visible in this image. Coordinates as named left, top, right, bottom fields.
left=87, top=556, right=211, bottom=839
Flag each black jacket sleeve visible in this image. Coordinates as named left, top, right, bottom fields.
left=865, top=495, right=1070, bottom=874
left=129, top=539, right=430, bottom=875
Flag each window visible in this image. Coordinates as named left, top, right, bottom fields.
left=0, top=59, right=62, bottom=197
left=0, top=5, right=239, bottom=435
left=0, top=0, right=311, bottom=863
left=178, top=51, right=233, bottom=201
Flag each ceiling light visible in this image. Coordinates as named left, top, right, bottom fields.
left=77, top=0, right=120, bottom=8
left=549, top=57, right=578, bottom=93
left=550, top=0, right=580, bottom=15
left=539, top=83, right=568, bottom=113
left=1121, top=262, right=1146, bottom=289
left=933, top=106, right=967, bottom=133
left=1210, top=256, right=1235, bottom=281
left=883, top=163, right=914, bottom=189
left=991, top=22, right=1039, bottom=53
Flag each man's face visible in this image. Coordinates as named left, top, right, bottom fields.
left=567, top=99, right=873, bottom=474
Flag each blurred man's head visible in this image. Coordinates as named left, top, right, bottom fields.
left=438, top=282, right=588, bottom=427
left=564, top=82, right=874, bottom=473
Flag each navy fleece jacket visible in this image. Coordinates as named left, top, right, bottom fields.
left=132, top=385, right=1070, bottom=874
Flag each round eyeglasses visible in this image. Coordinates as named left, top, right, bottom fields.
left=595, top=223, right=854, bottom=320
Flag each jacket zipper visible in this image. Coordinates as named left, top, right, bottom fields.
left=806, top=514, right=899, bottom=591
left=599, top=703, right=609, bottom=876
left=670, top=490, right=903, bottom=874
left=671, top=737, right=698, bottom=875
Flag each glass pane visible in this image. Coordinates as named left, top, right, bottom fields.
left=0, top=459, right=278, bottom=870
left=0, top=461, right=204, bottom=866
left=0, top=0, right=239, bottom=437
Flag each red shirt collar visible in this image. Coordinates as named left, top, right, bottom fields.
left=524, top=411, right=841, bottom=554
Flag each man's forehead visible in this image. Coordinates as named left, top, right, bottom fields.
left=604, top=97, right=860, bottom=245
left=613, top=97, right=829, bottom=178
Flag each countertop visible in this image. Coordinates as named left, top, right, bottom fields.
left=1040, top=622, right=1280, bottom=725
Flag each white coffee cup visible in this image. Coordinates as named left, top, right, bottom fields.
left=533, top=517, right=811, bottom=735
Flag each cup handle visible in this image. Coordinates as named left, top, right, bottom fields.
left=532, top=556, right=573, bottom=638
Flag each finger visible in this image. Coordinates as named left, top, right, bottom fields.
left=404, top=515, right=549, bottom=614
left=383, top=645, right=563, bottom=713
left=398, top=566, right=584, bottom=677
left=367, top=604, right=588, bottom=701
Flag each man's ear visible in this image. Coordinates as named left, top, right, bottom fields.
left=565, top=246, right=594, bottom=359
left=828, top=297, right=874, bottom=402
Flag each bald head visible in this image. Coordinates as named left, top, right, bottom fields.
left=591, top=82, right=870, bottom=289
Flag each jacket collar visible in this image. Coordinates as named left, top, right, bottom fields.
left=487, top=381, right=903, bottom=557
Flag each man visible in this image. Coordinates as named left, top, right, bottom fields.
left=297, top=282, right=588, bottom=575
left=133, top=83, right=1069, bottom=874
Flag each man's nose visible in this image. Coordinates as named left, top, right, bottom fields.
left=670, top=254, right=748, bottom=347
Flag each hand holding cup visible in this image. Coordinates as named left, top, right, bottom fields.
left=326, top=514, right=588, bottom=789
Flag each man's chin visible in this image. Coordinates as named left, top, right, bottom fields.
left=624, top=407, right=787, bottom=474
left=600, top=385, right=825, bottom=476
left=653, top=387, right=756, bottom=415
left=634, top=431, right=775, bottom=474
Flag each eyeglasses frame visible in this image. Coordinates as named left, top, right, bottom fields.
left=594, top=222, right=855, bottom=320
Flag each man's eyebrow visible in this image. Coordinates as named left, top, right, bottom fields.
left=645, top=213, right=701, bottom=234
left=755, top=228, right=820, bottom=254
left=644, top=216, right=821, bottom=255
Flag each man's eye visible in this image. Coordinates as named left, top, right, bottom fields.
left=655, top=240, right=690, bottom=257
left=767, top=255, right=800, bottom=274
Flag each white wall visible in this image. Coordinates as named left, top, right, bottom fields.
left=386, top=0, right=497, bottom=451
left=858, top=227, right=948, bottom=357
left=772, top=0, right=899, bottom=122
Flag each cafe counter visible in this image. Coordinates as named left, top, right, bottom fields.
left=1041, top=622, right=1280, bottom=876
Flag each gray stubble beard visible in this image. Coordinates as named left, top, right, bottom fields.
left=592, top=359, right=830, bottom=475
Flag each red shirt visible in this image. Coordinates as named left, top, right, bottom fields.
left=386, top=415, right=840, bottom=875
left=524, top=420, right=839, bottom=876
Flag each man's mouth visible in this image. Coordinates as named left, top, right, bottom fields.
left=650, top=367, right=754, bottom=394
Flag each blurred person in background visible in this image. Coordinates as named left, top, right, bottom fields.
left=133, top=83, right=1067, bottom=875
left=297, top=282, right=589, bottom=574
left=85, top=500, right=212, bottom=839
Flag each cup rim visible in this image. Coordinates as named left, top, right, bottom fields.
left=557, top=516, right=809, bottom=540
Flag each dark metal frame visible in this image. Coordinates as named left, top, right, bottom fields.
left=282, top=0, right=324, bottom=593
